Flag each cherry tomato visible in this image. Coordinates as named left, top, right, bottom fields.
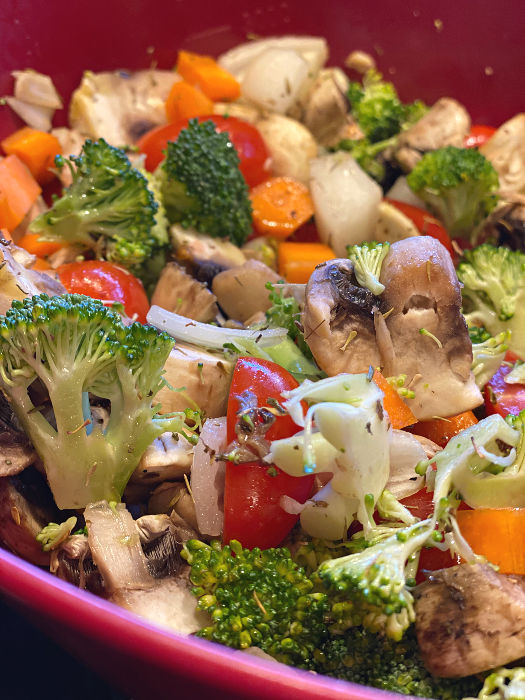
left=57, top=260, right=150, bottom=324
left=464, top=124, right=496, bottom=149
left=385, top=198, right=455, bottom=258
left=137, top=115, right=270, bottom=187
left=484, top=351, right=525, bottom=418
left=223, top=357, right=314, bottom=549
left=407, top=411, right=478, bottom=449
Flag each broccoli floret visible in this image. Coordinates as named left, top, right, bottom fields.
left=316, top=627, right=482, bottom=699
left=316, top=520, right=433, bottom=641
left=160, top=118, right=252, bottom=245
left=182, top=539, right=329, bottom=668
left=0, top=293, right=194, bottom=509
left=407, top=146, right=499, bottom=238
left=475, top=667, right=525, bottom=699
left=265, top=282, right=312, bottom=358
left=347, top=241, right=390, bottom=295
left=470, top=326, right=510, bottom=388
left=336, top=136, right=396, bottom=182
left=36, top=516, right=78, bottom=551
left=29, top=139, right=167, bottom=278
left=458, top=245, right=525, bottom=358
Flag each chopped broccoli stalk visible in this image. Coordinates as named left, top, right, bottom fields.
left=160, top=119, right=252, bottom=245
left=0, top=293, right=194, bottom=509
left=458, top=245, right=525, bottom=358
left=407, top=146, right=499, bottom=238
left=347, top=241, right=390, bottom=295
left=265, top=282, right=312, bottom=358
left=36, top=516, right=78, bottom=551
left=182, top=539, right=329, bottom=668
left=336, top=136, right=396, bottom=182
left=470, top=327, right=510, bottom=388
left=475, top=666, right=525, bottom=699
left=29, top=139, right=168, bottom=279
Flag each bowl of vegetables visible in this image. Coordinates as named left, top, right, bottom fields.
left=1, top=1, right=525, bottom=699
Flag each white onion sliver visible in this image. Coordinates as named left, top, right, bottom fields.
left=13, top=70, right=63, bottom=109
left=5, top=97, right=53, bottom=131
left=386, top=429, right=427, bottom=500
left=147, top=305, right=287, bottom=350
left=191, top=417, right=227, bottom=537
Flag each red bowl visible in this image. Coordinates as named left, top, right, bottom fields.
left=0, top=1, right=524, bottom=698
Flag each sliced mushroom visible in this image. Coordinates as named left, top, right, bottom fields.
left=69, top=69, right=178, bottom=145
left=148, top=482, right=199, bottom=532
left=395, top=98, right=471, bottom=172
left=374, top=200, right=420, bottom=244
left=54, top=534, right=105, bottom=596
left=380, top=236, right=482, bottom=419
left=156, top=343, right=235, bottom=418
left=0, top=393, right=35, bottom=477
left=151, top=262, right=218, bottom=322
left=130, top=432, right=193, bottom=485
left=415, top=564, right=525, bottom=677
left=480, top=196, right=525, bottom=250
left=136, top=513, right=196, bottom=579
left=302, top=258, right=384, bottom=375
left=212, top=259, right=281, bottom=323
left=255, top=113, right=318, bottom=184
left=480, top=114, right=525, bottom=196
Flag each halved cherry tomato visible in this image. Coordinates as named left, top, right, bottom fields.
left=484, top=351, right=525, bottom=418
left=464, top=125, right=496, bottom=149
left=385, top=198, right=455, bottom=257
left=57, top=260, right=150, bottom=324
left=137, top=115, right=270, bottom=187
left=223, top=357, right=314, bottom=549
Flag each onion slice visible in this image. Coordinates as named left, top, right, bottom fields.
left=191, top=417, right=227, bottom=537
left=386, top=429, right=429, bottom=499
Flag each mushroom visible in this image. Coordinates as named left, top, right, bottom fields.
left=148, top=482, right=199, bottom=532
left=130, top=432, right=194, bottom=486
left=480, top=195, right=525, bottom=250
left=0, top=393, right=35, bottom=477
left=151, top=262, right=218, bottom=322
left=255, top=113, right=318, bottom=184
left=480, top=113, right=525, bottom=196
left=394, top=98, right=471, bottom=172
left=379, top=236, right=482, bottom=419
left=415, top=564, right=525, bottom=677
left=302, top=258, right=384, bottom=376
left=212, top=259, right=281, bottom=323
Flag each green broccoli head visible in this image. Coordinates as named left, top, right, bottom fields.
left=29, top=139, right=167, bottom=276
left=265, top=282, right=312, bottom=359
left=160, top=119, right=252, bottom=246
left=0, top=293, right=193, bottom=509
left=476, top=666, right=525, bottom=700
left=347, top=241, right=390, bottom=295
left=182, top=539, right=329, bottom=668
left=407, top=146, right=499, bottom=238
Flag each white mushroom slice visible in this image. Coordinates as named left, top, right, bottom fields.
left=151, top=263, right=218, bottom=323
left=70, top=69, right=178, bottom=145
left=212, top=259, right=281, bottom=322
left=255, top=114, right=318, bottom=184
left=481, top=113, right=525, bottom=196
left=213, top=102, right=260, bottom=124
left=156, top=343, right=234, bottom=418
left=374, top=200, right=420, bottom=243
left=171, top=225, right=247, bottom=275
left=310, top=152, right=382, bottom=256
left=131, top=432, right=193, bottom=485
left=4, top=97, right=54, bottom=132
left=13, top=70, right=62, bottom=109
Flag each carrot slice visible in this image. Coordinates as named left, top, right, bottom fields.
left=31, top=257, right=53, bottom=271
left=456, top=508, right=525, bottom=574
left=165, top=81, right=214, bottom=123
left=177, top=50, right=241, bottom=101
left=278, top=242, right=335, bottom=283
left=250, top=177, right=314, bottom=238
left=1, top=127, right=61, bottom=185
left=407, top=410, right=478, bottom=448
left=0, top=155, right=41, bottom=231
left=372, top=370, right=417, bottom=430
left=17, top=232, right=63, bottom=258
left=0, top=228, right=12, bottom=241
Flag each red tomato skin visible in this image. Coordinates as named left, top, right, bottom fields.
left=385, top=198, right=455, bottom=257
left=137, top=115, right=270, bottom=187
left=464, top=125, right=496, bottom=149
left=223, top=357, right=314, bottom=549
left=485, top=351, right=525, bottom=418
left=57, top=261, right=150, bottom=323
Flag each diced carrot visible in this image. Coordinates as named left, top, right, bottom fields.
left=165, top=81, right=214, bottom=123
left=17, top=233, right=63, bottom=257
left=0, top=228, right=12, bottom=241
left=177, top=50, right=241, bottom=101
left=372, top=369, right=417, bottom=430
left=407, top=410, right=478, bottom=448
left=1, top=127, right=61, bottom=185
left=31, top=257, right=52, bottom=271
left=250, top=177, right=314, bottom=239
left=0, top=155, right=41, bottom=231
left=456, top=508, right=525, bottom=574
left=277, top=242, right=335, bottom=283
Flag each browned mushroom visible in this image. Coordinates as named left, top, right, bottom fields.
left=480, top=114, right=525, bottom=197
left=212, top=259, right=281, bottom=323
left=415, top=564, right=525, bottom=677
left=151, top=262, right=218, bottom=322
left=395, top=98, right=471, bottom=172
left=0, top=394, right=35, bottom=477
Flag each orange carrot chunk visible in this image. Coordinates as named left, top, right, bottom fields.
left=372, top=369, right=417, bottom=430
left=1, top=127, right=61, bottom=185
left=165, top=80, right=214, bottom=123
left=278, top=242, right=335, bottom=283
left=177, top=50, right=241, bottom=101
left=0, top=155, right=41, bottom=231
left=17, top=232, right=63, bottom=258
left=250, top=177, right=314, bottom=239
left=456, top=508, right=525, bottom=575
left=407, top=410, right=478, bottom=448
